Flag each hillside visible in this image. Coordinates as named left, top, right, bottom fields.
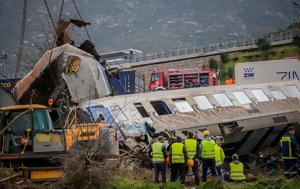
left=0, top=0, right=297, bottom=76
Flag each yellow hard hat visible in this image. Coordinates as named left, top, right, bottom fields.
left=203, top=130, right=210, bottom=136
left=187, top=159, right=194, bottom=167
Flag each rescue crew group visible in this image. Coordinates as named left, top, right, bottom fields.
left=148, top=127, right=299, bottom=185
left=148, top=130, right=244, bottom=185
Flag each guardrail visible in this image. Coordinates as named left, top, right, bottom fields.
left=106, top=29, right=296, bottom=66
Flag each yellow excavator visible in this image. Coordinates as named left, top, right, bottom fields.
left=0, top=103, right=104, bottom=181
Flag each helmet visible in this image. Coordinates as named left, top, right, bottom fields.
left=166, top=156, right=170, bottom=165
left=187, top=159, right=194, bottom=167
left=203, top=130, right=210, bottom=136
left=232, top=154, right=239, bottom=160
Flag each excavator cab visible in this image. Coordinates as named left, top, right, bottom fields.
left=0, top=105, right=65, bottom=164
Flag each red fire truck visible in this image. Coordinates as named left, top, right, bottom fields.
left=149, top=68, right=219, bottom=91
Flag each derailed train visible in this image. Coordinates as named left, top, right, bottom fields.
left=81, top=80, right=300, bottom=155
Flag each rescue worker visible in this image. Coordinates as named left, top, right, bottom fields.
left=225, top=76, right=234, bottom=85
left=184, top=132, right=201, bottom=186
left=215, top=136, right=225, bottom=181
left=201, top=130, right=217, bottom=182
left=229, top=154, right=246, bottom=182
left=169, top=136, right=187, bottom=184
left=148, top=136, right=167, bottom=183
left=280, top=126, right=299, bottom=178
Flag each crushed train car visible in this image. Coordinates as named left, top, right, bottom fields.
left=81, top=80, right=300, bottom=155
left=13, top=44, right=112, bottom=122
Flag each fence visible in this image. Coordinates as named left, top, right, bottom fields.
left=106, top=29, right=296, bottom=66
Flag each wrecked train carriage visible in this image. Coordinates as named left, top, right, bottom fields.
left=13, top=44, right=112, bottom=124
left=81, top=80, right=300, bottom=155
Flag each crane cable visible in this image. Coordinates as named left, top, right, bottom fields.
left=71, top=0, right=92, bottom=42
left=43, top=0, right=57, bottom=32
left=43, top=0, right=65, bottom=87
left=15, top=0, right=28, bottom=78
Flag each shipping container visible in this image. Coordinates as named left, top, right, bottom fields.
left=110, top=71, right=136, bottom=95
left=235, top=59, right=300, bottom=85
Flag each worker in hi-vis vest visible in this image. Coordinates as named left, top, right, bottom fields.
left=215, top=136, right=225, bottom=181
left=169, top=136, right=187, bottom=184
left=280, top=126, right=299, bottom=178
left=201, top=130, right=217, bottom=182
left=183, top=132, right=201, bottom=186
left=148, top=136, right=167, bottom=183
left=229, top=154, right=246, bottom=182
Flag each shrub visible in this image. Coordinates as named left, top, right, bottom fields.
left=208, top=58, right=219, bottom=70
left=232, top=56, right=239, bottom=62
left=256, top=38, right=271, bottom=51
left=227, top=66, right=235, bottom=78
left=270, top=51, right=277, bottom=56
left=220, top=53, right=229, bottom=64
left=293, top=35, right=300, bottom=48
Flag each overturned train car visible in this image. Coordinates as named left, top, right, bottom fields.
left=82, top=80, right=300, bottom=155
left=13, top=44, right=111, bottom=116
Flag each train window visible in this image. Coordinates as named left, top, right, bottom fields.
left=251, top=89, right=269, bottom=102
left=134, top=103, right=150, bottom=118
left=172, top=98, right=194, bottom=113
left=232, top=91, right=251, bottom=104
left=271, top=90, right=287, bottom=100
left=213, top=93, right=233, bottom=107
left=150, top=101, right=172, bottom=115
left=284, top=85, right=300, bottom=98
left=109, top=105, right=128, bottom=122
left=193, top=95, right=213, bottom=110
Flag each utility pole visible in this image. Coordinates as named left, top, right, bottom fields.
left=0, top=54, right=8, bottom=78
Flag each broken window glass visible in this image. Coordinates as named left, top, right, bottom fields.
left=172, top=98, right=194, bottom=113
left=134, top=103, right=150, bottom=118
left=193, top=95, right=213, bottom=110
left=232, top=91, right=251, bottom=105
left=109, top=105, right=128, bottom=122
left=251, top=89, right=269, bottom=102
left=213, top=93, right=233, bottom=107
left=285, top=85, right=300, bottom=98
left=150, top=101, right=172, bottom=115
left=271, top=90, right=287, bottom=100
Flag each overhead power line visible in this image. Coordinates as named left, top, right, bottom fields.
left=15, top=0, right=27, bottom=78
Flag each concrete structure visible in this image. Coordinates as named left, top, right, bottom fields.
left=110, top=29, right=296, bottom=91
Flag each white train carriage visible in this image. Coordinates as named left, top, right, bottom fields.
left=82, top=80, right=300, bottom=155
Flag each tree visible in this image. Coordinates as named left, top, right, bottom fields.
left=220, top=53, right=229, bottom=64
left=208, top=58, right=218, bottom=70
left=227, top=66, right=234, bottom=78
left=256, top=38, right=271, bottom=51
left=293, top=35, right=300, bottom=48
left=256, top=38, right=271, bottom=60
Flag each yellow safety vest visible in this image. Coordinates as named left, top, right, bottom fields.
left=152, top=142, right=164, bottom=163
left=215, top=145, right=225, bottom=166
left=230, top=162, right=246, bottom=181
left=201, top=139, right=215, bottom=159
left=280, top=136, right=297, bottom=159
left=185, top=138, right=197, bottom=159
left=171, top=142, right=185, bottom=163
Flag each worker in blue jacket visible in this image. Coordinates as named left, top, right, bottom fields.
left=280, top=126, right=299, bottom=178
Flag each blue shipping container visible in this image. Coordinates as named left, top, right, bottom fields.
left=110, top=71, right=136, bottom=95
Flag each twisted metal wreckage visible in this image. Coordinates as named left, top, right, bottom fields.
left=12, top=44, right=300, bottom=167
